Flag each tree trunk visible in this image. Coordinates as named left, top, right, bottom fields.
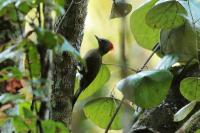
left=50, top=0, right=88, bottom=130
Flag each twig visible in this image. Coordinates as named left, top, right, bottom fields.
left=140, top=43, right=159, bottom=71
left=55, top=0, right=74, bottom=33
left=103, top=63, right=137, bottom=72
left=105, top=97, right=125, bottom=133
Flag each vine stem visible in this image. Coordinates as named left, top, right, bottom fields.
left=55, top=0, right=74, bottom=33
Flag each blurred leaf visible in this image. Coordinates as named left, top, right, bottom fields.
left=180, top=77, right=200, bottom=101
left=110, top=2, right=132, bottom=19
left=130, top=0, right=159, bottom=50
left=160, top=20, right=200, bottom=63
left=56, top=36, right=85, bottom=65
left=79, top=65, right=110, bottom=100
left=27, top=43, right=41, bottom=78
left=12, top=116, right=30, bottom=133
left=146, top=1, right=187, bottom=29
left=195, top=129, right=200, bottom=133
left=156, top=54, right=179, bottom=69
left=117, top=70, right=173, bottom=108
left=42, top=120, right=69, bottom=133
left=36, top=29, right=84, bottom=65
left=15, top=0, right=33, bottom=14
left=0, top=45, right=22, bottom=64
left=0, top=0, right=16, bottom=16
left=83, top=97, right=134, bottom=130
left=0, top=93, right=24, bottom=104
left=54, top=0, right=64, bottom=7
left=0, top=67, right=23, bottom=81
left=22, top=107, right=35, bottom=119
left=37, top=29, right=60, bottom=49
left=18, top=102, right=31, bottom=117
left=174, top=101, right=197, bottom=122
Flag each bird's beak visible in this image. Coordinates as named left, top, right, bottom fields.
left=95, top=35, right=100, bottom=42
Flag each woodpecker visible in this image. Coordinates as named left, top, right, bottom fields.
left=73, top=35, right=113, bottom=105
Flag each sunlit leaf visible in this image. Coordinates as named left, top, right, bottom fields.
left=110, top=2, right=132, bottom=19
left=27, top=43, right=41, bottom=78
left=117, top=70, right=173, bottom=108
left=180, top=77, right=200, bottom=101
left=174, top=101, right=197, bottom=122
left=130, top=0, right=159, bottom=50
left=83, top=97, right=134, bottom=129
left=79, top=65, right=110, bottom=100
left=0, top=93, right=24, bottom=104
left=12, top=116, right=29, bottom=133
left=42, top=120, right=69, bottom=133
left=15, top=0, right=33, bottom=14
left=146, top=0, right=187, bottom=29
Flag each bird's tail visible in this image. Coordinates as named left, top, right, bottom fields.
left=72, top=87, right=83, bottom=107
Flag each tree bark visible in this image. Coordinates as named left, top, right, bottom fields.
left=50, top=0, right=88, bottom=130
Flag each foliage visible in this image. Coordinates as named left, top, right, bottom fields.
left=0, top=0, right=200, bottom=132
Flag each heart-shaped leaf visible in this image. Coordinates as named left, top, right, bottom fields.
left=180, top=77, right=200, bottom=101
left=83, top=97, right=134, bottom=129
left=146, top=0, right=187, bottom=29
left=130, top=0, right=160, bottom=50
left=117, top=70, right=173, bottom=108
left=79, top=65, right=110, bottom=100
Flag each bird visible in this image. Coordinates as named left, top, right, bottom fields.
left=72, top=35, right=114, bottom=106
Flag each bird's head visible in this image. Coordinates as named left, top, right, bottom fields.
left=95, top=35, right=114, bottom=55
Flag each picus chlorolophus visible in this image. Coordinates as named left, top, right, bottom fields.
left=73, top=35, right=114, bottom=105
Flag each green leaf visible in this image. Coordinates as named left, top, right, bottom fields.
left=27, top=43, right=41, bottom=78
left=117, top=70, right=173, bottom=108
left=174, top=101, right=197, bottom=122
left=0, top=67, right=23, bottom=81
left=36, top=29, right=84, bottom=65
left=180, top=77, right=200, bottom=101
left=110, top=2, right=132, bottom=19
left=57, top=36, right=85, bottom=65
left=15, top=0, right=33, bottom=14
left=195, top=129, right=200, bottom=133
left=160, top=20, right=200, bottom=63
left=42, top=120, right=69, bottom=133
left=0, top=0, right=16, bottom=16
left=146, top=1, right=187, bottom=29
left=83, top=97, right=134, bottom=130
left=79, top=65, right=110, bottom=100
left=12, top=116, right=29, bottom=133
left=156, top=54, right=179, bottom=69
left=130, top=0, right=160, bottom=50
left=0, top=93, right=24, bottom=104
left=37, top=29, right=60, bottom=49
